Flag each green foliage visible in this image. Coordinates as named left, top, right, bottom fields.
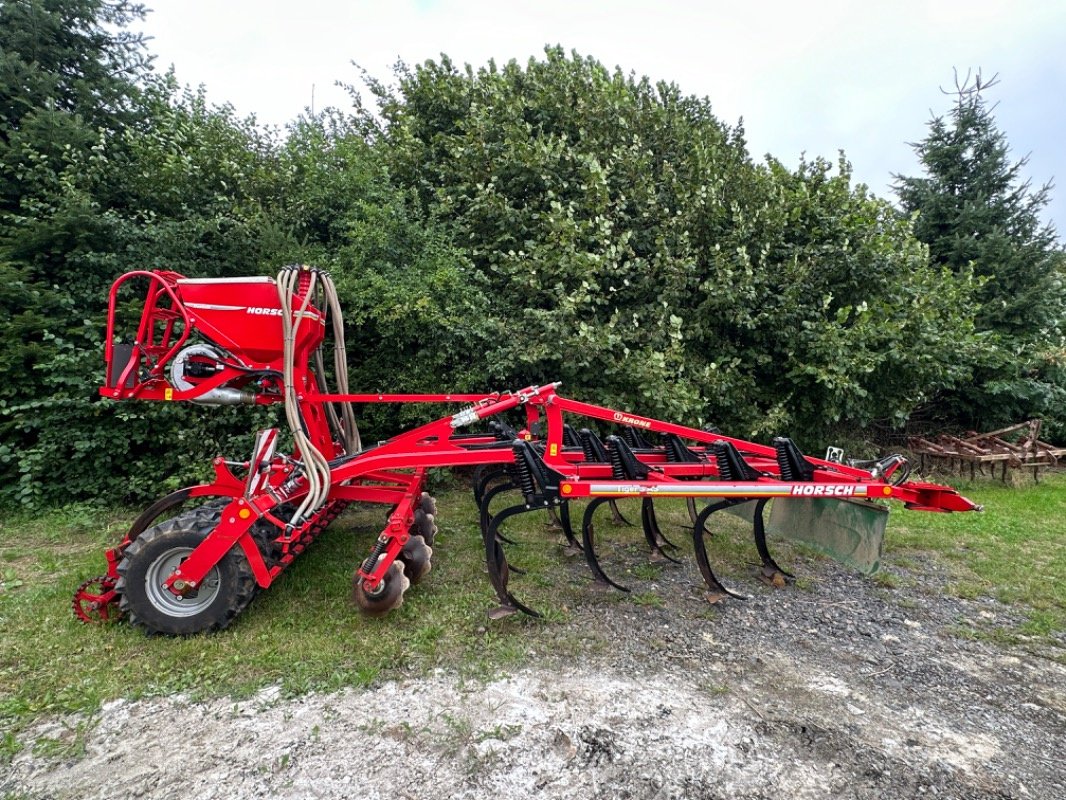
left=362, top=49, right=979, bottom=439
left=0, top=8, right=295, bottom=506
left=272, top=111, right=495, bottom=435
left=895, top=73, right=1066, bottom=435
left=0, top=7, right=1038, bottom=508
left=0, top=0, right=149, bottom=211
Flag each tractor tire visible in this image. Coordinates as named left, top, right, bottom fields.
left=116, top=506, right=258, bottom=636
left=117, top=493, right=232, bottom=563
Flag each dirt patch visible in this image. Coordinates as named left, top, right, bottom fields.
left=5, top=549, right=1065, bottom=799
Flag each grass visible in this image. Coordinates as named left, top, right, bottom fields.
left=885, top=471, right=1066, bottom=635
left=0, top=472, right=1063, bottom=740
left=0, top=487, right=648, bottom=742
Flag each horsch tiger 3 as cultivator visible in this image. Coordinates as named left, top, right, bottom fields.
left=72, top=266, right=981, bottom=635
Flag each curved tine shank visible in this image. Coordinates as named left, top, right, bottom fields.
left=640, top=498, right=681, bottom=564
left=752, top=497, right=795, bottom=581
left=686, top=497, right=699, bottom=527
left=643, top=497, right=680, bottom=550
left=558, top=501, right=583, bottom=552
left=546, top=505, right=563, bottom=529
left=486, top=502, right=527, bottom=575
left=581, top=497, right=631, bottom=593
left=481, top=504, right=513, bottom=603
left=608, top=499, right=633, bottom=527
left=692, top=502, right=748, bottom=601
left=485, top=504, right=542, bottom=617
left=479, top=481, right=520, bottom=545
left=471, top=464, right=488, bottom=504
left=474, top=465, right=510, bottom=506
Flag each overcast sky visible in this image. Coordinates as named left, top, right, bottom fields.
left=141, top=0, right=1065, bottom=235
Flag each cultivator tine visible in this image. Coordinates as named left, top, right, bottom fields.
left=473, top=465, right=510, bottom=506
left=640, top=498, right=681, bottom=563
left=751, top=497, right=794, bottom=586
left=685, top=497, right=699, bottom=527
left=661, top=433, right=708, bottom=533
left=578, top=427, right=634, bottom=527
left=471, top=465, right=486, bottom=503
left=604, top=435, right=651, bottom=530
left=546, top=505, right=563, bottom=529
left=558, top=501, right=582, bottom=553
left=692, top=501, right=748, bottom=603
left=608, top=499, right=633, bottom=526
left=482, top=503, right=542, bottom=618
left=581, top=497, right=631, bottom=592
left=479, top=481, right=520, bottom=545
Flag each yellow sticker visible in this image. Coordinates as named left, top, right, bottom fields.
left=164, top=388, right=173, bottom=401
left=561, top=484, right=573, bottom=495
left=549, top=443, right=558, bottom=456
left=239, top=508, right=251, bottom=519
left=883, top=486, right=892, bottom=496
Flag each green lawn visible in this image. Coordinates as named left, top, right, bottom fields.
left=885, top=472, right=1066, bottom=637
left=1, top=471, right=1062, bottom=757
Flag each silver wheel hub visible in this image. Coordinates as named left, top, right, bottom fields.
left=145, top=546, right=221, bottom=617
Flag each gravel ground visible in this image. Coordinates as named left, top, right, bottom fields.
left=5, top=538, right=1065, bottom=799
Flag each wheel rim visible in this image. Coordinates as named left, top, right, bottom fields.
left=144, top=546, right=221, bottom=617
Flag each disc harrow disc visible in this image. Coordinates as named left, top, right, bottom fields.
left=352, top=561, right=411, bottom=617
left=399, top=535, right=433, bottom=584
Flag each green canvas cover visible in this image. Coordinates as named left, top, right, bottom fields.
left=723, top=500, right=758, bottom=522
left=768, top=497, right=889, bottom=575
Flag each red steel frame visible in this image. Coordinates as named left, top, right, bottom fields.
left=90, top=270, right=980, bottom=614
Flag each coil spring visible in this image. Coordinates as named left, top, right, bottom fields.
left=361, top=536, right=389, bottom=575
left=608, top=443, right=626, bottom=480
left=714, top=447, right=735, bottom=481
left=563, top=425, right=579, bottom=448
left=514, top=450, right=537, bottom=500
left=774, top=441, right=795, bottom=482
left=581, top=436, right=596, bottom=464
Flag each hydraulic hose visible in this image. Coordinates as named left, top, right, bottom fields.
left=277, top=266, right=362, bottom=526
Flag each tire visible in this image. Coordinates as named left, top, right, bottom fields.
left=116, top=506, right=258, bottom=635
left=125, top=493, right=231, bottom=545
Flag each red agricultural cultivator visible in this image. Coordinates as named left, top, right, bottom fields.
left=73, top=266, right=981, bottom=635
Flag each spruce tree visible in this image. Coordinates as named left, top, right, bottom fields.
left=895, top=71, right=1066, bottom=431
left=0, top=0, right=150, bottom=214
